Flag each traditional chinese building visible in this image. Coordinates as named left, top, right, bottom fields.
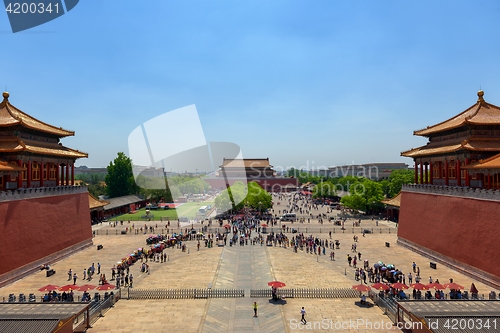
left=0, top=92, right=87, bottom=189
left=206, top=158, right=298, bottom=192
left=219, top=158, right=275, bottom=178
left=0, top=92, right=92, bottom=287
left=398, top=91, right=500, bottom=289
left=401, top=91, right=500, bottom=189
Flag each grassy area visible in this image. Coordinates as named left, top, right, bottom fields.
left=111, top=201, right=214, bottom=221
left=176, top=202, right=214, bottom=218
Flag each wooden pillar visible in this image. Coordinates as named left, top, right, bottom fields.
left=414, top=162, right=418, bottom=184
left=40, top=162, right=44, bottom=187
left=419, top=162, right=424, bottom=184
left=17, top=160, right=23, bottom=188
left=465, top=158, right=470, bottom=187
left=445, top=160, right=449, bottom=186
left=65, top=164, right=69, bottom=186
left=456, top=160, right=461, bottom=187
left=488, top=174, right=491, bottom=190
left=71, top=164, right=75, bottom=185
left=56, top=163, right=60, bottom=186
left=27, top=161, right=32, bottom=188
left=424, top=163, right=428, bottom=184
left=429, top=161, right=433, bottom=185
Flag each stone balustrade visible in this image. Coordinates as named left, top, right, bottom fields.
left=0, top=185, right=88, bottom=202
left=402, top=184, right=500, bottom=202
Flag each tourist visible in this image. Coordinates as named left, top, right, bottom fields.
left=253, top=302, right=258, bottom=317
left=412, top=262, right=416, bottom=273
left=67, top=268, right=72, bottom=281
left=73, top=272, right=78, bottom=285
left=300, top=307, right=307, bottom=324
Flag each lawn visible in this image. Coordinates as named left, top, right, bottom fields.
left=111, top=201, right=214, bottom=221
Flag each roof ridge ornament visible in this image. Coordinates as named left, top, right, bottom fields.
left=477, top=90, right=485, bottom=104
left=2, top=91, right=9, bottom=102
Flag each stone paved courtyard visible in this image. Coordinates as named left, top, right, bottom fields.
left=1, top=196, right=497, bottom=332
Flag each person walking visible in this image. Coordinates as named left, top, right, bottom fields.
left=253, top=302, right=258, bottom=317
left=73, top=273, right=78, bottom=285
left=300, top=307, right=307, bottom=324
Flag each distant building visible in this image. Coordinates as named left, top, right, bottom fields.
left=74, top=166, right=107, bottom=175
left=309, top=163, right=409, bottom=180
left=207, top=158, right=298, bottom=192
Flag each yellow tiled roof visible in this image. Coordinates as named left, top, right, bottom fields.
left=0, top=159, right=25, bottom=172
left=0, top=138, right=88, bottom=158
left=381, top=192, right=401, bottom=207
left=414, top=91, right=500, bottom=136
left=89, top=193, right=109, bottom=209
left=401, top=139, right=500, bottom=158
left=0, top=93, right=74, bottom=137
left=462, top=153, right=500, bottom=170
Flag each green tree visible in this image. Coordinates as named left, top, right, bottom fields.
left=105, top=152, right=138, bottom=198
left=341, top=178, right=384, bottom=213
left=244, top=181, right=272, bottom=212
left=388, top=169, right=414, bottom=198
left=312, top=181, right=338, bottom=199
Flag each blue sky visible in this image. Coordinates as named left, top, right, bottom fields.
left=2, top=0, right=500, bottom=170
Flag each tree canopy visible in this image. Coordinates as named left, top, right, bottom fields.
left=214, top=181, right=272, bottom=214
left=105, top=152, right=138, bottom=198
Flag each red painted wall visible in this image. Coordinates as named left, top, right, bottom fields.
left=0, top=192, right=92, bottom=275
left=398, top=191, right=500, bottom=278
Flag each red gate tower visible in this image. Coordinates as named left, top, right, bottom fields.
left=0, top=92, right=92, bottom=286
left=398, top=91, right=500, bottom=289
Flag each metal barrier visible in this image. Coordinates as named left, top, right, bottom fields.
left=93, top=227, right=397, bottom=236
left=73, top=290, right=120, bottom=332
left=127, top=288, right=244, bottom=300
left=250, top=288, right=359, bottom=299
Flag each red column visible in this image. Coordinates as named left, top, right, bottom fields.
left=71, top=164, right=75, bottom=185
left=40, top=162, right=44, bottom=187
left=17, top=160, right=23, bottom=188
left=429, top=162, right=433, bottom=185
left=445, top=160, right=449, bottom=186
left=424, top=163, right=428, bottom=184
left=488, top=174, right=491, bottom=189
left=465, top=158, right=470, bottom=187
left=414, top=162, right=418, bottom=184
left=419, top=162, right=424, bottom=184
left=65, top=164, right=69, bottom=186
left=27, top=161, right=32, bottom=188
left=56, top=163, right=60, bottom=186
left=456, top=160, right=461, bottom=187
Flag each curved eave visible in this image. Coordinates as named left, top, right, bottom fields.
left=381, top=192, right=401, bottom=207
left=0, top=100, right=74, bottom=137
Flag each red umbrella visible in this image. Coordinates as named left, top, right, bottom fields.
left=391, top=283, right=409, bottom=290
left=223, top=224, right=231, bottom=228
left=261, top=224, right=268, bottom=228
left=444, top=282, right=464, bottom=290
left=427, top=282, right=446, bottom=290
left=268, top=281, right=286, bottom=288
left=78, top=284, right=96, bottom=292
left=39, top=284, right=60, bottom=292
left=410, top=283, right=428, bottom=290
left=352, top=284, right=371, bottom=292
left=59, top=284, right=79, bottom=292
left=371, top=283, right=390, bottom=291
left=96, top=284, right=115, bottom=291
